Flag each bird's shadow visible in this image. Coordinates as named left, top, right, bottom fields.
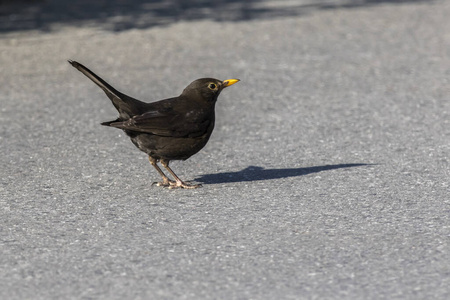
left=196, top=163, right=372, bottom=184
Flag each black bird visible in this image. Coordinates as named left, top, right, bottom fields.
left=69, top=60, right=239, bottom=189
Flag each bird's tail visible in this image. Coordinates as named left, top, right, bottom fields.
left=68, top=60, right=122, bottom=100
left=68, top=60, right=147, bottom=118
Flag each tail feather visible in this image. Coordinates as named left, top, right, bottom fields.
left=68, top=60, right=122, bottom=100
left=68, top=60, right=147, bottom=118
left=100, top=119, right=118, bottom=126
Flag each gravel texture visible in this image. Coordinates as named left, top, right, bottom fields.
left=1, top=0, right=449, bottom=299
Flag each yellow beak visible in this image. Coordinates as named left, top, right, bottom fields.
left=222, top=79, right=240, bottom=88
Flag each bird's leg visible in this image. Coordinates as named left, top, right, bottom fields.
left=160, top=159, right=202, bottom=189
left=148, top=156, right=175, bottom=187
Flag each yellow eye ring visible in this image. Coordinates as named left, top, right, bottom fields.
left=208, top=83, right=217, bottom=90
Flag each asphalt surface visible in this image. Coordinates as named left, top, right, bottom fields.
left=1, top=0, right=449, bottom=299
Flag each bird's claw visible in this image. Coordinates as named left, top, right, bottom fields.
left=153, top=180, right=202, bottom=189
left=152, top=179, right=176, bottom=187
left=168, top=181, right=202, bottom=189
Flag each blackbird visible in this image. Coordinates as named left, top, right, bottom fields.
left=69, top=60, right=239, bottom=189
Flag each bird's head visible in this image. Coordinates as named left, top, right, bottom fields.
left=181, top=78, right=240, bottom=103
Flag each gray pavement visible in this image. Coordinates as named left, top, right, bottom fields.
left=1, top=0, right=449, bottom=299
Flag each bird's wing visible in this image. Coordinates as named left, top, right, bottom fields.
left=106, top=106, right=212, bottom=138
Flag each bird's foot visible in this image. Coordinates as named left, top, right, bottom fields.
left=168, top=181, right=202, bottom=189
left=152, top=179, right=176, bottom=187
left=152, top=179, right=201, bottom=189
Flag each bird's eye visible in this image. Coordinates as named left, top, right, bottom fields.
left=208, top=83, right=217, bottom=90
